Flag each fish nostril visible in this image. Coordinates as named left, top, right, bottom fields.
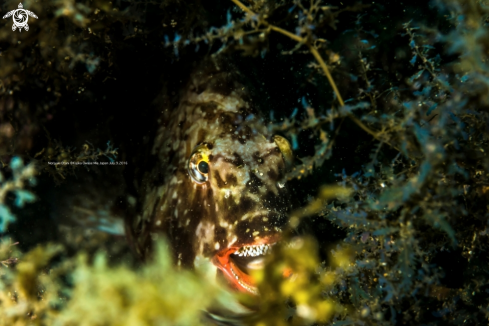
left=273, top=135, right=294, bottom=172
left=224, top=189, right=231, bottom=199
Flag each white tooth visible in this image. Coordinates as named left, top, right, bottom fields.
left=247, top=257, right=264, bottom=270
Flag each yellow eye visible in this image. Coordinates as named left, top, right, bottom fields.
left=188, top=145, right=210, bottom=183
left=273, top=135, right=294, bottom=172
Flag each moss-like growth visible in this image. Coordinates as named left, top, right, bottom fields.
left=0, top=240, right=227, bottom=326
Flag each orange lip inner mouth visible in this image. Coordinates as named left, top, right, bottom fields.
left=212, top=243, right=272, bottom=295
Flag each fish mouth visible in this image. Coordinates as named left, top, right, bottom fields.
left=212, top=239, right=277, bottom=295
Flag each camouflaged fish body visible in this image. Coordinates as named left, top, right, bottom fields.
left=126, top=58, right=292, bottom=296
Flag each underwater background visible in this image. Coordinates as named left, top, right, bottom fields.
left=1, top=0, right=489, bottom=324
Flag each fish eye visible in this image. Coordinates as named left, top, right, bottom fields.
left=273, top=135, right=294, bottom=171
left=198, top=161, right=209, bottom=174
left=188, top=145, right=210, bottom=184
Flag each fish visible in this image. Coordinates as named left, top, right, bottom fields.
left=125, top=57, right=294, bottom=301
left=50, top=56, right=295, bottom=323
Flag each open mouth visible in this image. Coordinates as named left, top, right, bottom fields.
left=212, top=242, right=274, bottom=295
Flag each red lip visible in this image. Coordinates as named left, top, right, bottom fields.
left=211, top=236, right=282, bottom=295
left=213, top=247, right=258, bottom=294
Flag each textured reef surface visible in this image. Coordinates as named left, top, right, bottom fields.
left=1, top=0, right=489, bottom=325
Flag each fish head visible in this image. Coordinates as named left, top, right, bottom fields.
left=188, top=123, right=293, bottom=294
left=129, top=58, right=294, bottom=296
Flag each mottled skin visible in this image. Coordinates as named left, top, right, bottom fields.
left=126, top=58, right=292, bottom=275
